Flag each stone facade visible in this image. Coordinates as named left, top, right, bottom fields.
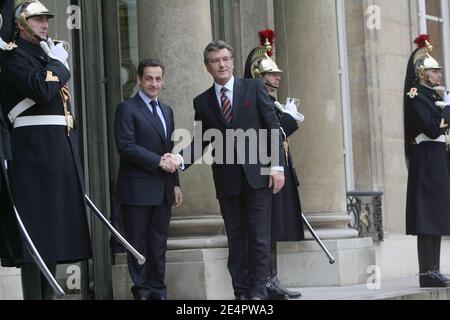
left=2, top=0, right=450, bottom=299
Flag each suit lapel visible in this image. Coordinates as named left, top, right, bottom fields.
left=134, top=94, right=167, bottom=142
left=208, top=86, right=229, bottom=128
left=159, top=102, right=172, bottom=141
left=232, top=78, right=244, bottom=128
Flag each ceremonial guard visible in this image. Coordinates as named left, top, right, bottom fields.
left=244, top=30, right=304, bottom=299
left=404, top=34, right=450, bottom=287
left=0, top=0, right=91, bottom=299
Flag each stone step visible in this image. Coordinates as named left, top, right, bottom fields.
left=290, top=277, right=450, bottom=300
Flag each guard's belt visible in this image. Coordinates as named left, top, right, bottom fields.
left=13, top=116, right=68, bottom=128
left=8, top=98, right=36, bottom=123
left=415, top=133, right=446, bottom=144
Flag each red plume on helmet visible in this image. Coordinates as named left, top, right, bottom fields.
left=414, top=34, right=430, bottom=49
left=259, top=29, right=275, bottom=57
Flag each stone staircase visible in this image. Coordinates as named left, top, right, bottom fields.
left=289, top=277, right=450, bottom=300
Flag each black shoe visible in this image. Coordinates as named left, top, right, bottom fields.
left=234, top=293, right=247, bottom=300
left=249, top=296, right=262, bottom=300
left=267, top=281, right=301, bottom=300
left=276, top=286, right=302, bottom=299
left=267, top=284, right=289, bottom=300
left=149, top=292, right=166, bottom=300
left=420, top=271, right=450, bottom=288
left=433, top=271, right=450, bottom=285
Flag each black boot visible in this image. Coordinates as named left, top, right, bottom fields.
left=432, top=235, right=450, bottom=285
left=418, top=235, right=450, bottom=288
left=267, top=242, right=301, bottom=300
left=21, top=263, right=57, bottom=300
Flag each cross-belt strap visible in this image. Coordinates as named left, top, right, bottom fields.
left=13, top=116, right=68, bottom=129
left=8, top=98, right=36, bottom=123
left=415, top=133, right=445, bottom=144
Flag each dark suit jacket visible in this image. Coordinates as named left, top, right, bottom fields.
left=183, top=78, right=284, bottom=198
left=115, top=93, right=180, bottom=206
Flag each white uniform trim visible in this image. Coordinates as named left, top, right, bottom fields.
left=415, top=133, right=446, bottom=144
left=13, top=116, right=67, bottom=129
left=8, top=98, right=36, bottom=123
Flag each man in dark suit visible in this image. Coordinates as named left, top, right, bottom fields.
left=115, top=58, right=182, bottom=300
left=168, top=40, right=285, bottom=300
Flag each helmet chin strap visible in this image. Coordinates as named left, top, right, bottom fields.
left=419, top=69, right=440, bottom=88
left=19, top=14, right=46, bottom=43
left=425, top=75, right=440, bottom=88
left=265, top=80, right=279, bottom=90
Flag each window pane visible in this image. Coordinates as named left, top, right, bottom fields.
left=427, top=19, right=445, bottom=83
left=119, top=0, right=139, bottom=99
left=426, top=0, right=442, bottom=18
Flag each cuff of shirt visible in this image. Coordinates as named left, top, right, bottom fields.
left=271, top=166, right=284, bottom=173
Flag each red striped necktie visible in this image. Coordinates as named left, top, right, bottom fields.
left=220, top=87, right=233, bottom=124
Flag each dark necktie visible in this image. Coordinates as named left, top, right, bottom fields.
left=150, top=100, right=165, bottom=136
left=220, top=87, right=233, bottom=124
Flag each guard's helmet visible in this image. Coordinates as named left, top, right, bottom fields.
left=413, top=34, right=442, bottom=77
left=15, top=0, right=53, bottom=20
left=244, top=29, right=282, bottom=80
left=14, top=0, right=53, bottom=40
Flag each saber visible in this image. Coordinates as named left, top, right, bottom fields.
left=2, top=163, right=65, bottom=298
left=11, top=204, right=65, bottom=298
left=301, top=213, right=335, bottom=264
left=84, top=195, right=146, bottom=265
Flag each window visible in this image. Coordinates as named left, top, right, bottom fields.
left=418, top=0, right=450, bottom=83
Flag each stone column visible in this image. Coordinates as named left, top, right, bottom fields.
left=273, top=0, right=375, bottom=287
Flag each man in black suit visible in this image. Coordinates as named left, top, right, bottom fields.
left=168, top=40, right=285, bottom=300
left=115, top=58, right=182, bottom=300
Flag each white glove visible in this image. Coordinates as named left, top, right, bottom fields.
left=444, top=90, right=450, bottom=106
left=0, top=37, right=8, bottom=51
left=284, top=100, right=305, bottom=122
left=40, top=38, right=69, bottom=70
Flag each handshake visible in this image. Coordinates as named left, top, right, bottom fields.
left=160, top=153, right=182, bottom=173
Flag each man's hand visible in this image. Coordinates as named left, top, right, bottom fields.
left=160, top=155, right=177, bottom=173
left=160, top=154, right=182, bottom=173
left=174, top=186, right=183, bottom=208
left=269, top=170, right=285, bottom=194
left=40, top=38, right=69, bottom=70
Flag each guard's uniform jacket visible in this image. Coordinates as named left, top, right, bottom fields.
left=0, top=38, right=91, bottom=265
left=0, top=103, right=22, bottom=261
left=405, top=84, right=450, bottom=235
left=270, top=96, right=304, bottom=241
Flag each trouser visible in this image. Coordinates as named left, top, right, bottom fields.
left=121, top=202, right=171, bottom=299
left=269, top=242, right=279, bottom=283
left=417, top=234, right=441, bottom=274
left=21, top=263, right=57, bottom=300
left=219, top=185, right=272, bottom=299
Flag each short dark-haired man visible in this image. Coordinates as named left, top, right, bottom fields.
left=115, top=58, right=182, bottom=300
